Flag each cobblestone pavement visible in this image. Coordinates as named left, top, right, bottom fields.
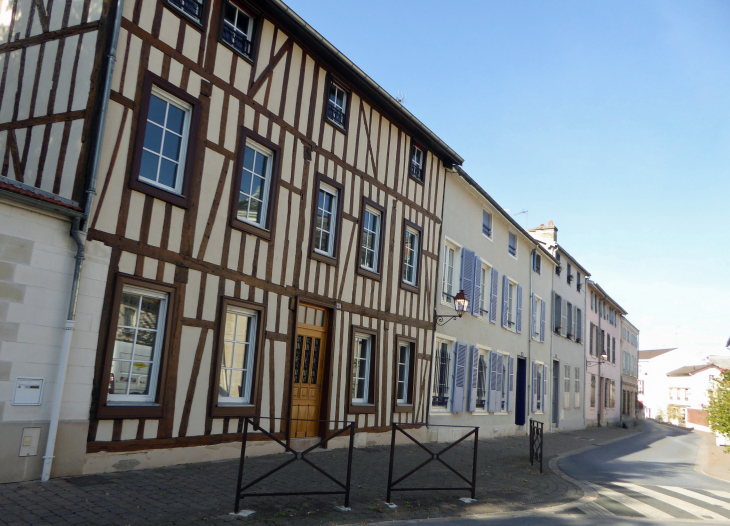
left=0, top=425, right=640, bottom=526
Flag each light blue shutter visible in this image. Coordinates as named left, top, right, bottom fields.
left=490, top=268, right=498, bottom=324
left=540, top=299, right=546, bottom=343
left=508, top=356, right=515, bottom=413
left=577, top=309, right=582, bottom=342
left=543, top=364, right=549, bottom=414
left=501, top=275, right=509, bottom=328
left=494, top=353, right=504, bottom=413
left=461, top=249, right=475, bottom=312
left=531, top=361, right=537, bottom=412
left=531, top=294, right=537, bottom=338
left=488, top=351, right=498, bottom=412
left=468, top=345, right=479, bottom=412
left=471, top=255, right=481, bottom=316
left=516, top=284, right=523, bottom=334
left=452, top=342, right=467, bottom=412
left=567, top=304, right=573, bottom=337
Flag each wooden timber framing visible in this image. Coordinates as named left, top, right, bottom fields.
left=83, top=0, right=461, bottom=455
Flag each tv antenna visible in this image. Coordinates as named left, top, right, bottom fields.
left=395, top=91, right=407, bottom=104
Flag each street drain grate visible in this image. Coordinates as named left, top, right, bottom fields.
left=65, top=475, right=115, bottom=487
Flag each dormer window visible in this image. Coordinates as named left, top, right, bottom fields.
left=508, top=232, right=517, bottom=257
left=167, top=0, right=204, bottom=24
left=221, top=1, right=254, bottom=59
left=410, top=143, right=425, bottom=182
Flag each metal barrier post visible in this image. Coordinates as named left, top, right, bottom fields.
left=386, top=423, right=397, bottom=503
left=234, top=417, right=249, bottom=513
left=344, top=422, right=355, bottom=508
left=471, top=427, right=479, bottom=499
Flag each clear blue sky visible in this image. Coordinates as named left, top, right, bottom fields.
left=285, top=0, right=730, bottom=358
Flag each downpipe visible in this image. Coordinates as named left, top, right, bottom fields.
left=41, top=0, right=124, bottom=482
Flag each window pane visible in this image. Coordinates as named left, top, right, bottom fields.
left=250, top=175, right=263, bottom=199
left=237, top=194, right=250, bottom=218
left=109, top=360, right=131, bottom=395
left=248, top=198, right=260, bottom=223
left=219, top=369, right=232, bottom=397
left=158, top=158, right=178, bottom=188
left=231, top=370, right=244, bottom=398
left=148, top=96, right=167, bottom=125
left=166, top=105, right=185, bottom=134
left=113, top=328, right=136, bottom=360
left=232, top=343, right=246, bottom=369
left=143, top=123, right=163, bottom=152
left=140, top=150, right=160, bottom=181
left=236, top=12, right=250, bottom=32
left=243, top=146, right=255, bottom=171
left=162, top=132, right=182, bottom=160
left=222, top=341, right=233, bottom=368
left=235, top=315, right=249, bottom=340
left=139, top=297, right=161, bottom=329
left=224, top=2, right=236, bottom=22
left=134, top=331, right=156, bottom=361
left=118, top=293, right=139, bottom=328
left=254, top=151, right=267, bottom=175
left=129, top=364, right=151, bottom=395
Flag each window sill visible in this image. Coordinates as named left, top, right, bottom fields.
left=210, top=403, right=258, bottom=418
left=348, top=403, right=376, bottom=414
left=97, top=402, right=164, bottom=420
left=407, top=173, right=425, bottom=186
left=325, top=118, right=347, bottom=134
left=310, top=250, right=338, bottom=267
left=162, top=0, right=205, bottom=31
left=129, top=176, right=190, bottom=209
left=219, top=38, right=255, bottom=65
left=230, top=216, right=272, bottom=241
left=393, top=403, right=414, bottom=413
left=400, top=281, right=419, bottom=294
left=482, top=232, right=493, bottom=242
left=356, top=265, right=382, bottom=282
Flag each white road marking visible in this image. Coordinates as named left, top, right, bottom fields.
left=659, top=486, right=730, bottom=511
left=589, top=482, right=674, bottom=519
left=614, top=482, right=727, bottom=521
left=578, top=501, right=615, bottom=516
left=707, top=489, right=730, bottom=500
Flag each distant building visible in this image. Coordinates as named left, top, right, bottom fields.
left=638, top=348, right=678, bottom=419
left=621, top=319, right=640, bottom=420
left=666, top=357, right=726, bottom=430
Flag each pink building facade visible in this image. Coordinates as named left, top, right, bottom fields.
left=585, top=281, right=626, bottom=426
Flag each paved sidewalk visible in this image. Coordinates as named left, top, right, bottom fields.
left=0, top=425, right=640, bottom=526
left=695, top=428, right=730, bottom=482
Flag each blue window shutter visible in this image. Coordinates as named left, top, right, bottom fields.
left=508, top=356, right=515, bottom=413
left=468, top=345, right=479, bottom=412
left=501, top=275, right=509, bottom=328
left=490, top=268, right=499, bottom=324
left=496, top=353, right=504, bottom=411
left=540, top=299, right=546, bottom=343
left=531, top=294, right=537, bottom=338
left=461, top=249, right=475, bottom=311
left=542, top=365, right=548, bottom=414
left=452, top=342, right=467, bottom=413
left=531, top=361, right=537, bottom=412
left=516, top=284, right=523, bottom=334
left=471, top=255, right=481, bottom=316
left=488, top=351, right=497, bottom=412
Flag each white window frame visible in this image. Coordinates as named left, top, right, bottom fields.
left=352, top=333, right=372, bottom=405
left=327, top=83, right=348, bottom=127
left=508, top=231, right=518, bottom=259
left=534, top=360, right=544, bottom=413
left=475, top=346, right=490, bottom=411
left=499, top=351, right=509, bottom=413
left=441, top=241, right=457, bottom=307
left=359, top=205, right=381, bottom=273
left=221, top=1, right=254, bottom=56
left=532, top=294, right=543, bottom=341
left=402, top=226, right=419, bottom=286
left=482, top=210, right=493, bottom=240
left=432, top=336, right=455, bottom=412
left=478, top=261, right=492, bottom=320
left=411, top=144, right=425, bottom=180
left=396, top=342, right=411, bottom=405
left=563, top=364, right=571, bottom=410
left=139, top=87, right=192, bottom=195
left=507, top=279, right=517, bottom=331
left=168, top=0, right=204, bottom=23
left=236, top=139, right=273, bottom=228
left=218, top=306, right=258, bottom=405
left=314, top=182, right=338, bottom=257
left=108, top=285, right=168, bottom=404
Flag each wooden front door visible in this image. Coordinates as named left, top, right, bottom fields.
left=291, top=304, right=328, bottom=438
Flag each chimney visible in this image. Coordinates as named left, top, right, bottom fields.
left=527, top=220, right=558, bottom=244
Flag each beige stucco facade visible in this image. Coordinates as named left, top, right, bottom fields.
left=429, top=169, right=556, bottom=441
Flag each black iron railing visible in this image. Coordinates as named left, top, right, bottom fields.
left=529, top=419, right=544, bottom=473
left=410, top=162, right=423, bottom=180
left=386, top=423, right=479, bottom=502
left=327, top=103, right=345, bottom=127
left=234, top=417, right=355, bottom=512
left=167, top=0, right=202, bottom=21
left=222, top=25, right=253, bottom=57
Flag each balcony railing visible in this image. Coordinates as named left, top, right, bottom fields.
left=222, top=25, right=253, bottom=57
left=410, top=161, right=423, bottom=180
left=167, top=0, right=202, bottom=22
left=327, top=103, right=346, bottom=127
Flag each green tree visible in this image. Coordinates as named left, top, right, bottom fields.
left=707, top=370, right=730, bottom=450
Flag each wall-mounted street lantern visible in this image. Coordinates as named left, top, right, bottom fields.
left=436, top=290, right=469, bottom=326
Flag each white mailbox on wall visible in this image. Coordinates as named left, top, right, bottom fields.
left=12, top=378, right=44, bottom=406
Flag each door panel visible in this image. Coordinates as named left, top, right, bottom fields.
left=292, top=304, right=328, bottom=438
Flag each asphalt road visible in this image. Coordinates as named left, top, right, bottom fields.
left=380, top=421, right=730, bottom=525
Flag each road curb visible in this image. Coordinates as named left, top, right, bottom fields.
left=538, top=428, right=644, bottom=513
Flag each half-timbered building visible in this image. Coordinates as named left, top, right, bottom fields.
left=80, top=0, right=463, bottom=473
